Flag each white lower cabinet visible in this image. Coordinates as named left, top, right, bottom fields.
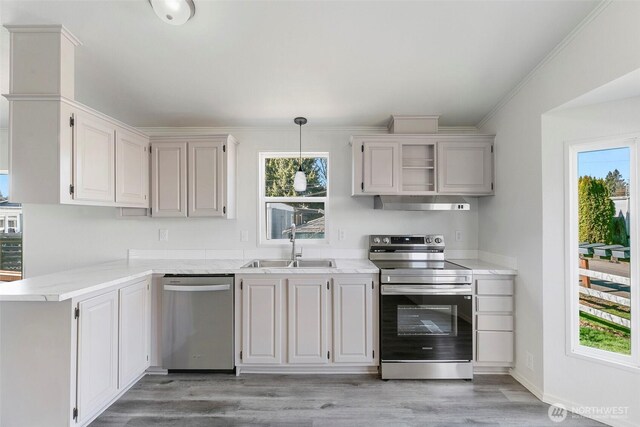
left=118, top=279, right=150, bottom=389
left=0, top=276, right=152, bottom=427
left=77, top=291, right=119, bottom=425
left=474, top=275, right=515, bottom=368
left=288, top=277, right=329, bottom=364
left=241, top=278, right=283, bottom=364
left=476, top=331, right=514, bottom=363
left=333, top=277, right=374, bottom=363
left=237, top=274, right=378, bottom=371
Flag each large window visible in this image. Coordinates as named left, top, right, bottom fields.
left=259, top=152, right=328, bottom=244
left=568, top=138, right=639, bottom=367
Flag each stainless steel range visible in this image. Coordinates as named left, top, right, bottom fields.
left=370, top=234, right=473, bottom=380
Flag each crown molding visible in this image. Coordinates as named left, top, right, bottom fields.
left=138, top=125, right=478, bottom=136
left=3, top=24, right=82, bottom=46
left=476, top=0, right=613, bottom=129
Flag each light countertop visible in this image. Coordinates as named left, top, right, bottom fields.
left=0, top=257, right=516, bottom=303
left=448, top=259, right=517, bottom=276
left=0, top=258, right=379, bottom=302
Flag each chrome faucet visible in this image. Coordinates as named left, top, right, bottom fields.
left=290, top=223, right=300, bottom=261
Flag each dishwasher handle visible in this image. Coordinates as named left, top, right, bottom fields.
left=163, top=284, right=231, bottom=292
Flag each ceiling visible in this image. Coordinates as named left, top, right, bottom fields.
left=0, top=0, right=600, bottom=128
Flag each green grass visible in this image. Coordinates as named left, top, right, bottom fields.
left=579, top=315, right=631, bottom=355
left=580, top=295, right=631, bottom=320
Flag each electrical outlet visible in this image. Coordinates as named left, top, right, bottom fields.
left=455, top=230, right=463, bottom=242
left=159, top=229, right=169, bottom=242
left=338, top=229, right=346, bottom=241
left=240, top=230, right=249, bottom=242
left=526, top=352, right=534, bottom=371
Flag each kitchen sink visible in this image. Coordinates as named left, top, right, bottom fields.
left=291, top=259, right=336, bottom=268
left=241, top=259, right=293, bottom=268
left=241, top=259, right=336, bottom=268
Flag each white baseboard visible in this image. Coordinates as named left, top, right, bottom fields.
left=510, top=369, right=636, bottom=427
left=509, top=368, right=544, bottom=400
left=542, top=391, right=636, bottom=427
left=237, top=365, right=378, bottom=375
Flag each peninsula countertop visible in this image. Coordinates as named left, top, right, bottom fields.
left=0, top=258, right=379, bottom=302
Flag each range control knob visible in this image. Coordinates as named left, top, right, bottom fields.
left=373, top=237, right=381, bottom=244
left=382, top=237, right=390, bottom=244
left=425, top=237, right=432, bottom=244
left=435, top=237, right=442, bottom=244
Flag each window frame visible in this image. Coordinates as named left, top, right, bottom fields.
left=565, top=136, right=640, bottom=370
left=258, top=151, right=329, bottom=246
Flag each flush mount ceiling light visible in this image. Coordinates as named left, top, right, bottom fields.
left=293, top=117, right=308, bottom=193
left=149, top=0, right=195, bottom=26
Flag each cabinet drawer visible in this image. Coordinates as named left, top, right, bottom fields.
left=476, top=331, right=514, bottom=363
left=476, top=314, right=513, bottom=331
left=476, top=296, right=513, bottom=313
left=476, top=279, right=513, bottom=295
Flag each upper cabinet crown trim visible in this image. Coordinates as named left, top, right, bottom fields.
left=3, top=94, right=148, bottom=139
left=150, top=134, right=238, bottom=144
left=4, top=24, right=82, bottom=46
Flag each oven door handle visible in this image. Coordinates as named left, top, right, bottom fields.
left=381, top=275, right=472, bottom=284
left=381, top=285, right=472, bottom=296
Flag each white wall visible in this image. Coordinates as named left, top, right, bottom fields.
left=542, top=97, right=640, bottom=427
left=477, top=1, right=640, bottom=424
left=22, top=127, right=480, bottom=276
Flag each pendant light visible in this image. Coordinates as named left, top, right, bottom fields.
left=149, top=0, right=195, bottom=26
left=293, top=117, right=308, bottom=192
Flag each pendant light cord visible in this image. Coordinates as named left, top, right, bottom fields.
left=298, top=122, right=302, bottom=170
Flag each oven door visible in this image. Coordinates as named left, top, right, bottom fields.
left=381, top=286, right=472, bottom=362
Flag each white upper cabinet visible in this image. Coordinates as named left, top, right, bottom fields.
left=287, top=277, right=329, bottom=364
left=4, top=26, right=151, bottom=208
left=72, top=111, right=116, bottom=203
left=351, top=134, right=494, bottom=196
left=188, top=141, right=224, bottom=217
left=437, top=140, right=494, bottom=195
left=362, top=140, right=399, bottom=194
left=151, top=142, right=188, bottom=218
left=116, top=128, right=150, bottom=207
left=151, top=135, right=238, bottom=218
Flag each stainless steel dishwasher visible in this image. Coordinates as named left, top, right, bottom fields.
left=162, top=274, right=234, bottom=371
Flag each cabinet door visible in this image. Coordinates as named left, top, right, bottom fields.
left=241, top=278, right=283, bottom=364
left=119, top=279, right=150, bottom=389
left=287, top=278, right=329, bottom=364
left=116, top=128, right=149, bottom=207
left=476, top=331, right=514, bottom=363
left=362, top=141, right=399, bottom=194
left=437, top=141, right=493, bottom=194
left=151, top=142, right=187, bottom=217
left=76, top=291, right=119, bottom=424
left=188, top=141, right=225, bottom=217
left=332, top=277, right=374, bottom=363
left=73, top=112, right=116, bottom=202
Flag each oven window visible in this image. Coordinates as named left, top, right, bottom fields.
left=397, top=305, right=458, bottom=336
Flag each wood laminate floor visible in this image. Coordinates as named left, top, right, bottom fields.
left=91, top=374, right=603, bottom=427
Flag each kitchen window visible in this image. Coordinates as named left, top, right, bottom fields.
left=567, top=137, right=639, bottom=368
left=259, top=152, right=329, bottom=244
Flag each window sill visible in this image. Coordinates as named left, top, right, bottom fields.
left=568, top=347, right=639, bottom=374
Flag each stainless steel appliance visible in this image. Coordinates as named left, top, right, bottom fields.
left=162, top=274, right=234, bottom=371
left=370, top=235, right=473, bottom=379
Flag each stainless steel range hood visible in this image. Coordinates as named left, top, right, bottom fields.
left=373, top=195, right=470, bottom=211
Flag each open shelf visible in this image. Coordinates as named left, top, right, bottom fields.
left=401, top=144, right=436, bottom=192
